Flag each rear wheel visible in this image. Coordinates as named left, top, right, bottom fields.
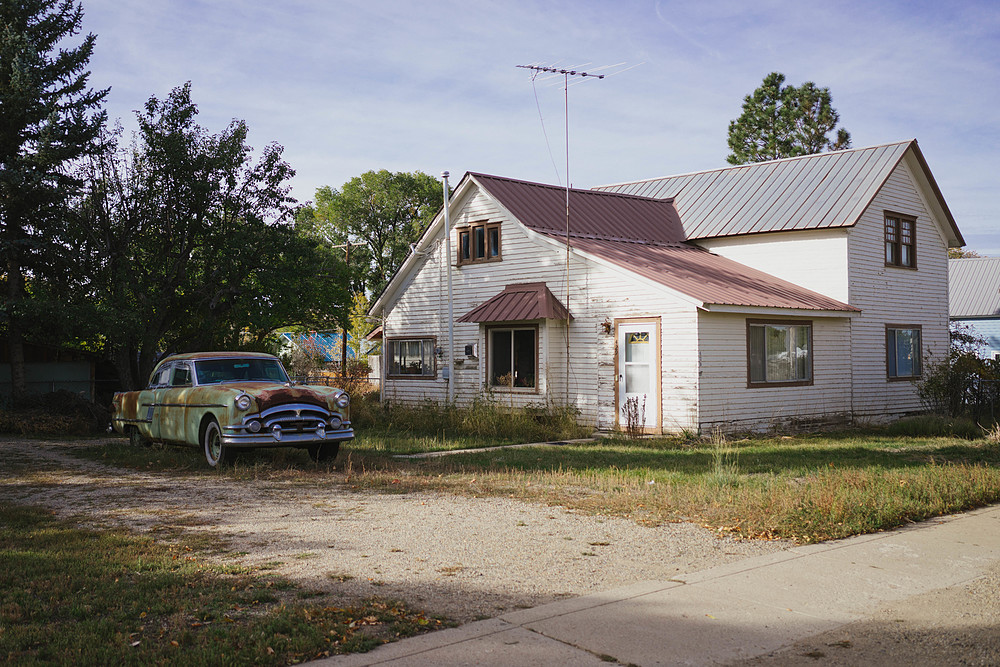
left=308, top=442, right=340, bottom=463
left=128, top=426, right=149, bottom=448
left=203, top=419, right=230, bottom=468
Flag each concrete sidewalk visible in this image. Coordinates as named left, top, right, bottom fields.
left=319, top=504, right=1000, bottom=666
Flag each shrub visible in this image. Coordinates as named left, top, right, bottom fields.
left=0, top=390, right=110, bottom=436
left=919, top=324, right=1000, bottom=422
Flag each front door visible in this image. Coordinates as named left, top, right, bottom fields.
left=617, top=322, right=658, bottom=431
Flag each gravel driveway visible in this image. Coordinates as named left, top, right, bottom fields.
left=0, top=437, right=790, bottom=623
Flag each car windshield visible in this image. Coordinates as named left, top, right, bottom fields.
left=194, top=358, right=289, bottom=385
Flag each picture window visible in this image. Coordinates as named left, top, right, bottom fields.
left=747, top=320, right=813, bottom=386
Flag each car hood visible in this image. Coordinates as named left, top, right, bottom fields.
left=201, top=382, right=344, bottom=411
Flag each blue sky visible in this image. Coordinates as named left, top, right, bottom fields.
left=81, top=0, right=999, bottom=253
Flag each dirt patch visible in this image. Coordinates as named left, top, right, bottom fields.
left=0, top=437, right=790, bottom=623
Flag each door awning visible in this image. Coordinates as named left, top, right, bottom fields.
left=458, top=282, right=572, bottom=323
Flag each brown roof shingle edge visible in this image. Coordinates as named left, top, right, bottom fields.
left=458, top=282, right=572, bottom=323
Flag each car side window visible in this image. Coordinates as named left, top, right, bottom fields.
left=149, top=365, right=172, bottom=389
left=171, top=365, right=192, bottom=387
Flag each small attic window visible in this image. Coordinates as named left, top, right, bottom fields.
left=458, top=222, right=501, bottom=265
left=885, top=212, right=916, bottom=268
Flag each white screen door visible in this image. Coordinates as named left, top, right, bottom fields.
left=617, top=323, right=658, bottom=429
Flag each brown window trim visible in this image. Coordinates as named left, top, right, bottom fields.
left=457, top=222, right=502, bottom=266
left=746, top=318, right=814, bottom=388
left=486, top=323, right=539, bottom=393
left=385, top=336, right=437, bottom=379
left=885, top=324, right=922, bottom=381
left=884, top=211, right=917, bottom=269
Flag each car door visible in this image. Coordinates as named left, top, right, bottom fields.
left=158, top=363, right=194, bottom=443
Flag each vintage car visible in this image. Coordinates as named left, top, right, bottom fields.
left=111, top=352, right=353, bottom=467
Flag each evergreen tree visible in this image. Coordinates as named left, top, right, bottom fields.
left=726, top=72, right=850, bottom=165
left=0, top=0, right=107, bottom=402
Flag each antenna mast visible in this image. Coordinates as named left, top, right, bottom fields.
left=517, top=64, right=605, bottom=405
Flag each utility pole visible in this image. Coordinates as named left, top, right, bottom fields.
left=516, top=64, right=605, bottom=405
left=442, top=171, right=455, bottom=403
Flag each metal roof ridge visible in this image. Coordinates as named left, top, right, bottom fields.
left=593, top=140, right=916, bottom=190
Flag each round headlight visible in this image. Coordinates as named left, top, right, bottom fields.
left=335, top=392, right=350, bottom=409
left=235, top=393, right=252, bottom=411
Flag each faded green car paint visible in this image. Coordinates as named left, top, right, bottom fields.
left=111, top=352, right=353, bottom=466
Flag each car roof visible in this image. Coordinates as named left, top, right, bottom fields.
left=159, top=352, right=279, bottom=364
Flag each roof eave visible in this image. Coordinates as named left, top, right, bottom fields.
left=701, top=303, right=859, bottom=318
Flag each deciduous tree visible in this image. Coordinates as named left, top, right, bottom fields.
left=298, top=170, right=443, bottom=297
left=727, top=72, right=851, bottom=165
left=75, top=84, right=347, bottom=389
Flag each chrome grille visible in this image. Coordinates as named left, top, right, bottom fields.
left=248, top=403, right=332, bottom=433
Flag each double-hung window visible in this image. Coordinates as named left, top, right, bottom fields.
left=458, top=222, right=501, bottom=265
left=886, top=326, right=921, bottom=379
left=885, top=212, right=916, bottom=268
left=386, top=338, right=436, bottom=378
left=488, top=326, right=536, bottom=389
left=747, top=320, right=813, bottom=386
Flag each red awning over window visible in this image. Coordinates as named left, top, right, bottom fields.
left=458, top=282, right=572, bottom=323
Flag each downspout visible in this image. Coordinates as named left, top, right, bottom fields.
left=442, top=171, right=455, bottom=403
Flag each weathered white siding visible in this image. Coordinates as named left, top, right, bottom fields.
left=381, top=184, right=702, bottom=431
left=696, top=312, right=853, bottom=432
left=846, top=157, right=950, bottom=420
left=695, top=229, right=850, bottom=303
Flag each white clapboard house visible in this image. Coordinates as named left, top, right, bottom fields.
left=369, top=140, right=964, bottom=433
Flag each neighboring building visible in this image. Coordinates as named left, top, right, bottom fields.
left=0, top=339, right=115, bottom=404
left=949, top=257, right=1000, bottom=359
left=369, top=140, right=963, bottom=433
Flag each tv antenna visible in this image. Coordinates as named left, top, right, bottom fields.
left=517, top=63, right=608, bottom=405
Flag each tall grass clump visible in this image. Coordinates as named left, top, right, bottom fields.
left=352, top=393, right=589, bottom=445
left=886, top=414, right=982, bottom=439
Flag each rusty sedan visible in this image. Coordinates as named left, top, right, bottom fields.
left=111, top=352, right=353, bottom=467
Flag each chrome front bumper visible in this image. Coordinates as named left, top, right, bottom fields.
left=221, top=425, right=354, bottom=447
left=221, top=402, right=353, bottom=447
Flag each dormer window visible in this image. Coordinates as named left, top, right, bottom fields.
left=885, top=212, right=916, bottom=268
left=458, top=222, right=501, bottom=265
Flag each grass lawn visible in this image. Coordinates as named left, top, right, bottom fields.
left=78, top=427, right=1000, bottom=544
left=340, top=429, right=1000, bottom=544
left=0, top=502, right=448, bottom=665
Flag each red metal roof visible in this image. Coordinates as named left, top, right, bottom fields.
left=468, top=173, right=857, bottom=313
left=458, top=282, right=572, bottom=323
left=470, top=173, right=685, bottom=243
left=567, top=238, right=858, bottom=312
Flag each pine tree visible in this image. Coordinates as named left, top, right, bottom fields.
left=0, top=0, right=107, bottom=402
left=726, top=72, right=851, bottom=165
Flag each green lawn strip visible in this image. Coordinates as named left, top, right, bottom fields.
left=342, top=433, right=1000, bottom=543
left=0, top=503, right=448, bottom=665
